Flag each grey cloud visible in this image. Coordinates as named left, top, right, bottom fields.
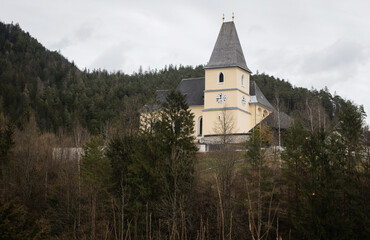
left=75, top=24, right=94, bottom=41
left=90, top=42, right=131, bottom=71
left=50, top=22, right=95, bottom=49
left=301, top=39, right=368, bottom=75
left=248, top=25, right=265, bottom=35
left=51, top=36, right=71, bottom=49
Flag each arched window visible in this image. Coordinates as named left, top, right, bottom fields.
left=263, top=110, right=268, bottom=118
left=241, top=74, right=245, bottom=87
left=218, top=72, right=224, bottom=84
left=198, top=116, right=203, bottom=136
left=258, top=107, right=262, bottom=116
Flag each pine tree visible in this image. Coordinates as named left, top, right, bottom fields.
left=80, top=136, right=112, bottom=240
left=155, top=90, right=197, bottom=236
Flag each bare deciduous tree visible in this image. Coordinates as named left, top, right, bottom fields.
left=211, top=108, right=240, bottom=239
left=213, top=108, right=236, bottom=145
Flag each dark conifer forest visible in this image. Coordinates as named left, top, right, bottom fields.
left=0, top=21, right=369, bottom=239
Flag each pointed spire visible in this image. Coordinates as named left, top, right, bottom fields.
left=205, top=21, right=251, bottom=73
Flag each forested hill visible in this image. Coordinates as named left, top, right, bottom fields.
left=0, top=22, right=204, bottom=133
left=0, top=22, right=363, bottom=134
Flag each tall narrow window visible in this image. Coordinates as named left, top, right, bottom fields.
left=241, top=74, right=245, bottom=87
left=218, top=72, right=224, bottom=84
left=198, top=116, right=203, bottom=136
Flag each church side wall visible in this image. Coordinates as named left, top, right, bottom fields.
left=236, top=109, right=253, bottom=133
left=250, top=104, right=257, bottom=127
left=203, top=109, right=239, bottom=136
left=249, top=103, right=272, bottom=131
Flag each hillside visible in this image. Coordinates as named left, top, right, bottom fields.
left=0, top=21, right=368, bottom=240
left=0, top=22, right=362, bottom=134
left=0, top=22, right=205, bottom=133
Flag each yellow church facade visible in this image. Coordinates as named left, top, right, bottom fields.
left=155, top=21, right=274, bottom=144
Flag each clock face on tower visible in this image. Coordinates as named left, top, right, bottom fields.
left=241, top=95, right=246, bottom=106
left=216, top=93, right=226, bottom=104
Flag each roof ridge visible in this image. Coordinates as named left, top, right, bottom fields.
left=181, top=77, right=205, bottom=81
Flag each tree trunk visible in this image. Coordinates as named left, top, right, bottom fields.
left=91, top=192, right=97, bottom=240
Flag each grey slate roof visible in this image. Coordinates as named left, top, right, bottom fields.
left=264, top=111, right=294, bottom=130
left=153, top=78, right=205, bottom=107
left=249, top=81, right=275, bottom=111
left=175, top=78, right=205, bottom=105
left=140, top=89, right=170, bottom=112
left=248, top=110, right=293, bottom=133
left=156, top=90, right=171, bottom=103
left=205, top=21, right=251, bottom=73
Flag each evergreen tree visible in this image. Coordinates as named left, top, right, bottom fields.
left=337, top=101, right=369, bottom=239
left=0, top=198, right=28, bottom=240
left=106, top=90, right=197, bottom=237
left=0, top=114, right=14, bottom=166
left=156, top=90, right=197, bottom=234
left=0, top=113, right=14, bottom=202
left=80, top=136, right=112, bottom=240
left=282, top=107, right=369, bottom=239
left=243, top=124, right=279, bottom=240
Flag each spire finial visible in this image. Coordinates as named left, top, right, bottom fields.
left=222, top=14, right=225, bottom=22
left=232, top=12, right=234, bottom=21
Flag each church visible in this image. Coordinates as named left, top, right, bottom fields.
left=155, top=20, right=281, bottom=145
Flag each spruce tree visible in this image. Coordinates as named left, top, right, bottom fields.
left=80, top=136, right=112, bottom=240
left=155, top=90, right=197, bottom=235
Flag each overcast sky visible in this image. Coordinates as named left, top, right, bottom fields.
left=1, top=0, right=369, bottom=124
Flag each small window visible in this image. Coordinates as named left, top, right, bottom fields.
left=218, top=72, right=224, bottom=84
left=198, top=116, right=203, bottom=136
left=263, top=110, right=268, bottom=118
left=218, top=115, right=221, bottom=120
left=241, top=74, right=245, bottom=87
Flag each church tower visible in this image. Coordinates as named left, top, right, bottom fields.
left=202, top=21, right=253, bottom=142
